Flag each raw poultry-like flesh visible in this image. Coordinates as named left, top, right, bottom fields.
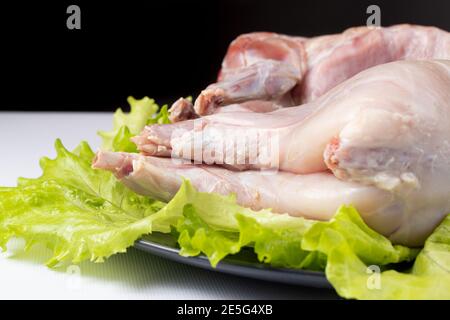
left=95, top=60, right=450, bottom=246
left=169, top=24, right=450, bottom=122
left=93, top=151, right=395, bottom=224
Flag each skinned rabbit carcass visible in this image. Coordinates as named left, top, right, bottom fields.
left=95, top=60, right=450, bottom=246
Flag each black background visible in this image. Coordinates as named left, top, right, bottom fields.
left=1, top=0, right=449, bottom=111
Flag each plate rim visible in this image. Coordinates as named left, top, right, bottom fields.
left=134, top=234, right=333, bottom=289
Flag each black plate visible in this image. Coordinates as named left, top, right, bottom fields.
left=134, top=232, right=332, bottom=289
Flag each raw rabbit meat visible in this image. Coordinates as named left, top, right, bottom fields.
left=96, top=60, right=450, bottom=246
left=172, top=25, right=450, bottom=120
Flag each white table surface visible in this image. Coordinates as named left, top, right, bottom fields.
left=0, top=112, right=338, bottom=300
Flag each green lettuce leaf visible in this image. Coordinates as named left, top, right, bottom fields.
left=98, top=96, right=170, bottom=152
left=172, top=187, right=417, bottom=272
left=170, top=184, right=450, bottom=299
left=301, top=206, right=450, bottom=300
left=166, top=181, right=320, bottom=268
left=302, top=206, right=417, bottom=266
left=147, top=104, right=171, bottom=126
left=109, top=125, right=138, bottom=153
left=0, top=139, right=168, bottom=267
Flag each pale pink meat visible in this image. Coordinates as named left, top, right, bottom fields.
left=97, top=60, right=450, bottom=246
left=185, top=25, right=450, bottom=117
